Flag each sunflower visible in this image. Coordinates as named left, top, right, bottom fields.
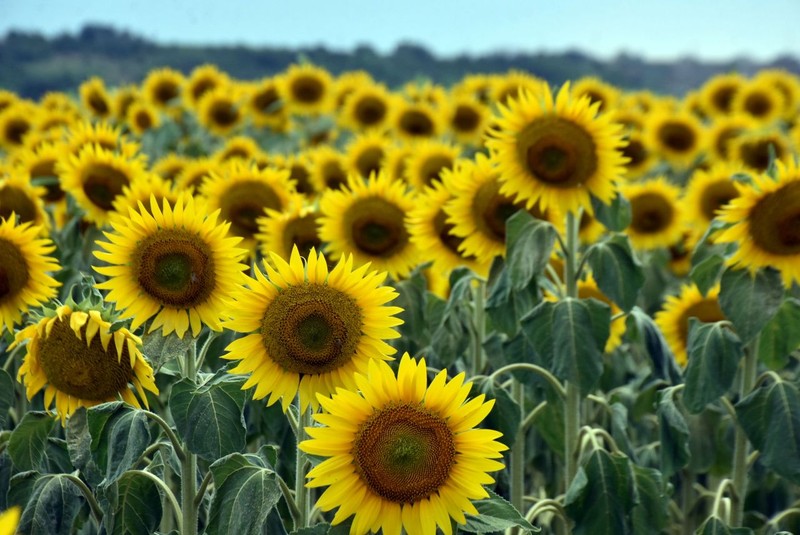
left=174, top=157, right=221, bottom=194
left=151, top=153, right=190, bottom=183
left=621, top=177, right=684, bottom=250
left=683, top=162, right=742, bottom=234
left=667, top=232, right=698, bottom=277
left=731, top=78, right=784, bottom=125
left=390, top=100, right=444, bottom=141
left=753, top=69, right=800, bottom=120
left=571, top=77, right=621, bottom=113
left=112, top=85, right=140, bottom=122
left=63, top=120, right=130, bottom=157
left=109, top=173, right=178, bottom=225
left=142, top=68, right=184, bottom=111
left=0, top=507, right=19, bottom=535
left=213, top=136, right=265, bottom=164
left=300, top=353, right=507, bottom=535
left=0, top=101, right=38, bottom=151
left=197, top=87, right=244, bottom=136
left=126, top=101, right=161, bottom=136
left=715, top=160, right=800, bottom=287
left=222, top=246, right=402, bottom=411
left=94, top=195, right=248, bottom=338
left=246, top=77, right=288, bottom=128
left=281, top=154, right=316, bottom=197
left=308, top=146, right=349, bottom=192
left=608, top=108, right=645, bottom=133
left=7, top=141, right=65, bottom=203
left=490, top=70, right=545, bottom=106
left=620, top=131, right=654, bottom=179
left=345, top=132, right=393, bottom=180
left=281, top=64, right=334, bottom=116
left=35, top=107, right=79, bottom=136
left=0, top=90, right=19, bottom=114
left=383, top=144, right=414, bottom=182
left=700, top=73, right=745, bottom=117
left=13, top=304, right=159, bottom=424
left=79, top=77, right=113, bottom=120
left=0, top=217, right=60, bottom=333
left=447, top=95, right=491, bottom=146
left=487, top=82, right=628, bottom=215
left=728, top=130, right=791, bottom=173
left=644, top=109, right=706, bottom=167
left=256, top=197, right=322, bottom=261
left=185, top=64, right=230, bottom=110
left=40, top=91, right=78, bottom=113
left=655, top=284, right=725, bottom=366
left=0, top=172, right=49, bottom=229
left=403, top=140, right=461, bottom=190
left=333, top=70, right=375, bottom=110
left=452, top=73, right=494, bottom=104
left=339, top=83, right=393, bottom=132
left=319, top=171, right=419, bottom=280
left=200, top=161, right=296, bottom=250
left=58, top=143, right=147, bottom=226
left=707, top=114, right=758, bottom=162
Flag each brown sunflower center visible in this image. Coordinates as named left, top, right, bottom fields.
left=678, top=299, right=726, bottom=347
left=354, top=96, right=387, bottom=126
left=714, top=126, right=743, bottom=159
left=82, top=163, right=131, bottom=210
left=353, top=403, right=456, bottom=504
left=220, top=180, right=283, bottom=239
left=283, top=214, right=322, bottom=259
left=356, top=147, right=385, bottom=178
left=88, top=93, right=110, bottom=116
left=699, top=180, right=738, bottom=221
left=749, top=181, right=800, bottom=255
left=154, top=82, right=179, bottom=106
left=418, top=155, right=453, bottom=187
left=472, top=179, right=545, bottom=240
left=38, top=317, right=134, bottom=400
left=322, top=161, right=348, bottom=190
left=712, top=86, right=737, bottom=113
left=398, top=110, right=434, bottom=137
left=133, top=229, right=215, bottom=307
left=0, top=238, right=29, bottom=302
left=744, top=92, right=772, bottom=118
left=348, top=198, right=409, bottom=257
left=253, top=87, right=280, bottom=113
left=657, top=121, right=696, bottom=153
left=30, top=160, right=66, bottom=202
left=210, top=100, right=239, bottom=128
left=452, top=104, right=481, bottom=132
left=739, top=139, right=784, bottom=172
left=191, top=78, right=216, bottom=102
left=622, top=138, right=648, bottom=169
left=289, top=163, right=313, bottom=195
left=0, top=186, right=38, bottom=224
left=291, top=76, right=325, bottom=104
left=260, top=284, right=362, bottom=374
left=4, top=118, right=30, bottom=146
left=134, top=110, right=153, bottom=130
left=630, top=192, right=674, bottom=234
left=434, top=210, right=469, bottom=258
left=517, top=116, right=598, bottom=188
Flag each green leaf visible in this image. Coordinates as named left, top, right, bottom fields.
left=689, top=254, right=725, bottom=296
left=486, top=260, right=541, bottom=337
left=102, top=470, right=164, bottom=535
left=14, top=474, right=83, bottom=535
left=506, top=211, right=557, bottom=291
left=8, top=411, right=55, bottom=472
left=474, top=377, right=521, bottom=447
left=585, top=235, right=644, bottom=311
left=695, top=516, right=747, bottom=535
left=631, top=465, right=668, bottom=534
left=463, top=488, right=538, bottom=533
left=591, top=193, right=632, bottom=231
left=87, top=402, right=151, bottom=482
left=291, top=525, right=330, bottom=535
left=735, top=380, right=800, bottom=484
left=141, top=331, right=194, bottom=373
left=757, top=298, right=800, bottom=369
left=626, top=308, right=682, bottom=384
left=65, top=407, right=101, bottom=486
left=683, top=320, right=744, bottom=413
left=657, top=386, right=690, bottom=478
left=719, top=267, right=784, bottom=342
left=169, top=372, right=248, bottom=462
left=207, top=453, right=281, bottom=535
left=0, top=368, right=13, bottom=429
left=564, top=449, right=637, bottom=535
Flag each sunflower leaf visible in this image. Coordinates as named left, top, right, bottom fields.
left=683, top=320, right=744, bottom=414
left=591, top=193, right=632, bottom=232
left=585, top=234, right=644, bottom=312
left=689, top=254, right=725, bottom=296
left=506, top=211, right=557, bottom=292
left=657, top=386, right=690, bottom=478
left=463, top=488, right=538, bottom=532
left=756, top=297, right=800, bottom=370
left=101, top=470, right=163, bottom=535
left=0, top=368, right=13, bottom=429
left=87, top=402, right=151, bottom=483
left=11, top=473, right=83, bottom=535
left=7, top=411, right=55, bottom=472
left=631, top=465, right=668, bottom=535
left=719, top=267, right=784, bottom=343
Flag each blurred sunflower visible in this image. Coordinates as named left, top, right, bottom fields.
left=110, top=173, right=178, bottom=224
left=715, top=160, right=800, bottom=287
left=112, top=85, right=139, bottom=122
left=13, top=304, right=159, bottom=424
left=246, top=77, right=287, bottom=128
left=571, top=76, right=621, bottom=113
left=0, top=217, right=60, bottom=333
left=256, top=197, right=322, bottom=261
left=402, top=140, right=460, bottom=190
left=707, top=114, right=758, bottom=162
left=213, top=135, right=265, bottom=164
left=655, top=284, right=725, bottom=366
left=0, top=101, right=38, bottom=151
left=383, top=143, right=414, bottom=182
left=753, top=69, right=800, bottom=119
left=667, top=232, right=698, bottom=277
left=222, top=246, right=402, bottom=411
left=447, top=95, right=490, bottom=146
left=151, top=153, right=190, bottom=183
left=487, top=82, right=628, bottom=215
left=142, top=68, right=184, bottom=111
left=8, top=141, right=66, bottom=208
left=308, top=146, right=349, bottom=192
left=403, top=80, right=448, bottom=108
left=282, top=154, right=316, bottom=197
left=174, top=157, right=221, bottom=194
left=0, top=507, right=19, bottom=535
left=333, top=70, right=375, bottom=110
left=391, top=100, right=443, bottom=141
left=731, top=78, right=785, bottom=124
left=620, top=131, right=654, bottom=179
left=126, top=101, right=161, bottom=136
left=197, top=87, right=244, bottom=136
left=345, top=132, right=393, bottom=179
left=185, top=64, right=230, bottom=110
left=0, top=172, right=49, bottom=229
left=300, top=354, right=506, bottom=535
left=700, top=73, right=745, bottom=117
left=339, top=83, right=393, bottom=132
left=644, top=109, right=706, bottom=167
left=452, top=73, right=493, bottom=104
left=79, top=77, right=113, bottom=120
left=94, top=195, right=248, bottom=338
left=728, top=130, right=791, bottom=173
left=319, top=171, right=418, bottom=279
left=281, top=64, right=334, bottom=116
left=683, top=162, right=742, bottom=232
left=63, top=120, right=128, bottom=156
left=490, top=70, right=544, bottom=106
left=0, top=90, right=17, bottom=114
left=40, top=91, right=78, bottom=113
left=621, top=178, right=684, bottom=250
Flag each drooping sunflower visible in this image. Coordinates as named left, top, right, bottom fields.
left=700, top=73, right=745, bottom=117
left=300, top=353, right=507, bottom=535
left=731, top=78, right=785, bottom=125
left=446, top=95, right=491, bottom=146
left=281, top=64, right=334, bottom=116
left=256, top=196, right=322, bottom=261
left=683, top=162, right=742, bottom=233
left=571, top=76, right=621, bottom=113
left=308, top=146, right=349, bottom=192
left=94, top=194, right=248, bottom=338
left=222, top=246, right=402, bottom=411
left=142, top=68, right=185, bottom=112
left=706, top=114, right=758, bottom=162
left=319, top=171, right=419, bottom=280
left=126, top=101, right=161, bottom=136
left=655, top=284, right=726, bottom=366
left=185, top=64, right=231, bottom=110
left=487, top=82, right=628, bottom=215
left=644, top=109, right=706, bottom=167
left=0, top=507, right=19, bottom=535
left=339, top=83, right=394, bottom=133
left=728, top=130, right=791, bottom=173
left=13, top=304, right=159, bottom=424
left=0, top=101, right=38, bottom=151
left=402, top=140, right=461, bottom=190
left=79, top=77, right=113, bottom=120
left=345, top=132, right=393, bottom=180
left=621, top=177, right=685, bottom=250
left=390, top=100, right=444, bottom=141
left=715, top=160, right=800, bottom=287
left=197, top=86, right=244, bottom=136
left=0, top=217, right=60, bottom=333
left=245, top=77, right=288, bottom=128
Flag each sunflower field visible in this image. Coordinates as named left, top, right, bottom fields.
left=0, top=63, right=799, bottom=535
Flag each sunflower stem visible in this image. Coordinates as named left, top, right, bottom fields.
left=470, top=279, right=486, bottom=377
left=510, top=380, right=526, bottom=521
left=181, top=341, right=199, bottom=535
left=732, top=336, right=759, bottom=527
left=278, top=475, right=303, bottom=528
left=64, top=474, right=103, bottom=527
left=295, top=405, right=312, bottom=529
left=129, top=469, right=183, bottom=533
left=195, top=330, right=221, bottom=372
left=563, top=210, right=582, bottom=489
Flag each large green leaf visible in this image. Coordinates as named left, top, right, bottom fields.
left=689, top=254, right=725, bottom=296
left=8, top=411, right=55, bottom=472
left=169, top=371, right=248, bottom=462
left=631, top=465, right=668, bottom=535
left=141, top=330, right=195, bottom=373
left=0, top=368, right=14, bottom=429
left=66, top=407, right=102, bottom=487
left=12, top=473, right=82, bottom=535
left=87, top=402, right=151, bottom=482
left=735, top=380, right=800, bottom=484
left=585, top=234, right=644, bottom=311
left=462, top=488, right=538, bottom=533
left=102, top=470, right=163, bottom=535
left=719, top=267, right=784, bottom=342
left=757, top=297, right=800, bottom=369
left=485, top=259, right=541, bottom=337
left=564, top=449, right=637, bottom=535
left=657, top=387, right=690, bottom=478
left=206, top=453, right=281, bottom=535
left=506, top=211, right=557, bottom=291
left=591, top=193, right=631, bottom=232
left=683, top=320, right=744, bottom=413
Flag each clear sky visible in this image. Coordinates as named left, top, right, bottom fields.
left=3, top=0, right=799, bottom=62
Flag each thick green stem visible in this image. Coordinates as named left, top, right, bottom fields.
left=563, top=210, right=582, bottom=487
left=732, top=338, right=759, bottom=526
left=64, top=474, right=103, bottom=526
left=510, top=380, right=525, bottom=517
left=471, top=279, right=486, bottom=377
left=295, top=407, right=311, bottom=529
left=181, top=342, right=198, bottom=535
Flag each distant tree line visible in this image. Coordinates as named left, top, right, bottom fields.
left=1, top=24, right=798, bottom=99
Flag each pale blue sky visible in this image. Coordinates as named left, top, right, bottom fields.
left=3, top=0, right=799, bottom=61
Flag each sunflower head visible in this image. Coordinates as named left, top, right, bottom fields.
left=281, top=64, right=334, bottom=116
left=197, top=86, right=244, bottom=136
left=447, top=95, right=491, bottom=146
left=732, top=79, right=785, bottom=124
left=728, top=130, right=791, bottom=173
left=0, top=507, right=20, bottom=535
left=246, top=77, right=288, bottom=128
left=174, top=157, right=221, bottom=194
left=151, top=153, right=190, bottom=183
left=391, top=100, right=444, bottom=141
left=655, top=284, right=726, bottom=366
left=213, top=136, right=265, bottom=165
left=571, top=76, right=621, bottom=113
left=308, top=146, right=349, bottom=192
left=490, top=70, right=545, bottom=106
left=0, top=172, right=49, bottom=229
left=707, top=113, right=758, bottom=161
left=142, top=68, right=185, bottom=111
left=700, top=73, right=745, bottom=117
left=683, top=162, right=742, bottom=232
left=257, top=197, right=322, bottom=261
left=0, top=101, right=39, bottom=151
left=185, top=64, right=231, bottom=109
left=402, top=140, right=461, bottom=190
left=644, top=109, right=706, bottom=167
left=339, top=83, right=393, bottom=132
left=621, top=177, right=685, bottom=250
left=79, top=77, right=113, bottom=119
left=345, top=132, right=393, bottom=180
left=126, top=101, right=161, bottom=136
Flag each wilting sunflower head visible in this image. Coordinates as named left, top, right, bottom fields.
left=223, top=246, right=402, bottom=412
left=94, top=194, right=249, bottom=338
left=0, top=101, right=39, bottom=151
left=142, top=67, right=185, bottom=111
left=486, top=82, right=628, bottom=215
left=731, top=78, right=785, bottom=124
left=197, top=86, right=244, bottom=136
left=644, top=109, right=707, bottom=167
left=0, top=217, right=60, bottom=333
left=402, top=139, right=461, bottom=190
left=308, top=146, right=349, bottom=193
left=126, top=101, right=161, bottom=137
left=13, top=304, right=159, bottom=424
left=319, top=171, right=420, bottom=280
left=390, top=100, right=444, bottom=141
left=621, top=177, right=685, bottom=250
left=715, top=160, right=800, bottom=287
left=339, top=83, right=393, bottom=133
left=0, top=172, right=49, bottom=229
left=700, top=73, right=745, bottom=117
left=345, top=132, right=393, bottom=180
left=655, top=284, right=726, bottom=366
left=683, top=162, right=742, bottom=233
left=300, top=353, right=507, bottom=535
left=707, top=113, right=759, bottom=162
left=185, top=64, right=231, bottom=110
left=728, top=130, right=791, bottom=173
left=281, top=64, right=334, bottom=116
left=79, top=76, right=113, bottom=120
left=571, top=77, right=621, bottom=113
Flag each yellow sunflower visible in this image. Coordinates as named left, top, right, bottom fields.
left=667, top=232, right=698, bottom=278
left=728, top=130, right=791, bottom=173
left=731, top=78, right=785, bottom=124
left=655, top=284, right=726, bottom=366
left=339, top=83, right=394, bottom=132
left=7, top=141, right=65, bottom=205
left=197, top=86, right=244, bottom=136
left=753, top=69, right=800, bottom=120
left=174, top=157, right=222, bottom=194
left=621, top=177, right=685, bottom=250
left=126, top=101, right=161, bottom=136
left=62, top=120, right=131, bottom=157
left=390, top=100, right=444, bottom=141
left=245, top=77, right=288, bottom=128
left=79, top=77, right=113, bottom=120
left=0, top=101, right=38, bottom=151
left=571, top=77, right=621, bottom=113
left=112, top=85, right=140, bottom=122
left=151, top=153, right=190, bottom=183
left=185, top=64, right=230, bottom=110
left=402, top=140, right=461, bottom=190
left=683, top=162, right=742, bottom=233
left=34, top=107, right=79, bottom=137
left=715, top=160, right=800, bottom=287
left=487, top=82, right=628, bottom=215
left=345, top=132, right=393, bottom=180
left=256, top=197, right=322, bottom=261
left=142, top=68, right=185, bottom=112
left=222, top=246, right=402, bottom=411
left=403, top=81, right=448, bottom=108
left=644, top=109, right=706, bottom=167
left=707, top=114, right=758, bottom=162
left=109, top=173, right=179, bottom=225
left=333, top=70, right=375, bottom=110
left=319, top=171, right=419, bottom=280
left=308, top=146, right=349, bottom=192
left=94, top=195, right=248, bottom=338
left=446, top=95, right=491, bottom=146
left=0, top=171, right=49, bottom=229
left=383, top=143, right=414, bottom=182
left=300, top=353, right=507, bottom=535
left=452, top=73, right=494, bottom=104
left=0, top=507, right=19, bottom=535
left=620, top=131, right=654, bottom=179
left=0, top=90, right=19, bottom=114
left=213, top=135, right=265, bottom=165
left=700, top=73, right=745, bottom=117
left=40, top=91, right=78, bottom=113
left=490, top=70, right=545, bottom=106
left=281, top=64, right=334, bottom=116
left=13, top=304, right=159, bottom=424
left=0, top=217, right=60, bottom=333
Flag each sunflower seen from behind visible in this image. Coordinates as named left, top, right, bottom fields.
left=223, top=246, right=402, bottom=411
left=300, top=354, right=507, bottom=535
left=94, top=194, right=248, bottom=338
